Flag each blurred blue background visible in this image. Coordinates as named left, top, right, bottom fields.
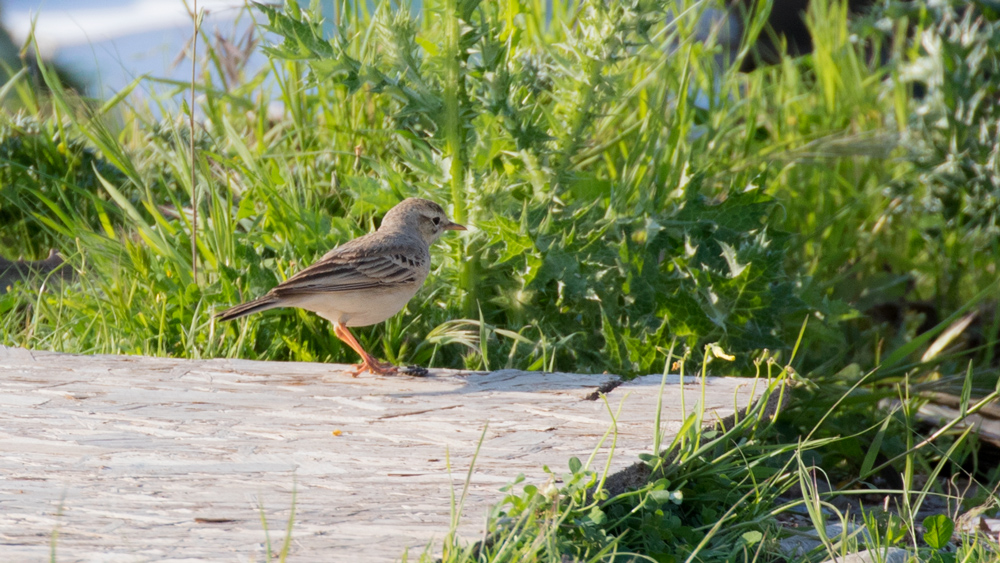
left=0, top=0, right=264, bottom=101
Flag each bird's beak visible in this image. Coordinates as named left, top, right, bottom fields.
left=444, top=222, right=467, bottom=231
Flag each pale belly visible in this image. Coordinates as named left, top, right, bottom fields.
left=286, top=284, right=422, bottom=327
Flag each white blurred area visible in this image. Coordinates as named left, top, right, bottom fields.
left=0, top=0, right=263, bottom=99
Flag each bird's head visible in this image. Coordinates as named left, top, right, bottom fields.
left=380, top=197, right=466, bottom=244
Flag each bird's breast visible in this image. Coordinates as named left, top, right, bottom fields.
left=293, top=282, right=423, bottom=328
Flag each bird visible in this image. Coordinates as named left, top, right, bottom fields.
left=216, top=197, right=465, bottom=375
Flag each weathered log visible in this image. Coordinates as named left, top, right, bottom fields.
left=0, top=347, right=766, bottom=562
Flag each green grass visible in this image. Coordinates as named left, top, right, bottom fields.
left=416, top=353, right=999, bottom=562
left=1, top=0, right=996, bottom=375
left=2, top=0, right=1000, bottom=561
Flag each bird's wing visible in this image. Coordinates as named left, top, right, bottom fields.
left=271, top=234, right=429, bottom=295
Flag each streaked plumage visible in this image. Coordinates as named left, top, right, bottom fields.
left=217, top=198, right=465, bottom=374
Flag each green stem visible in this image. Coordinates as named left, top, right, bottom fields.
left=556, top=59, right=603, bottom=184
left=444, top=0, right=475, bottom=315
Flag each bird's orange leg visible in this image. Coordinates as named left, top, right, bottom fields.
left=332, top=322, right=397, bottom=376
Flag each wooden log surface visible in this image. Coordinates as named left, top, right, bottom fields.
left=0, top=346, right=766, bottom=562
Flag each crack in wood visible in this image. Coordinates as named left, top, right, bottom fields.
left=376, top=404, right=462, bottom=420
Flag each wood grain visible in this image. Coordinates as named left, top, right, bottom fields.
left=0, top=346, right=765, bottom=562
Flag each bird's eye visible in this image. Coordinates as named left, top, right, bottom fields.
left=432, top=216, right=441, bottom=225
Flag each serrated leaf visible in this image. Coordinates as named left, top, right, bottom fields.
left=600, top=309, right=623, bottom=371
left=718, top=241, right=747, bottom=278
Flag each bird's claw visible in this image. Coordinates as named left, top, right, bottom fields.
left=349, top=359, right=398, bottom=377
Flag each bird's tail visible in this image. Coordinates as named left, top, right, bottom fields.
left=215, top=295, right=281, bottom=322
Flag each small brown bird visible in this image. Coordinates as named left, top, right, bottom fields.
left=217, top=198, right=465, bottom=375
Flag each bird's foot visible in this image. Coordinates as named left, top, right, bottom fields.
left=350, top=358, right=398, bottom=377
